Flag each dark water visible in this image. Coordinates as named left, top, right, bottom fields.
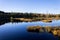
left=0, top=20, right=60, bottom=40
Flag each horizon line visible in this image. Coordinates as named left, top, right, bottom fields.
left=0, top=10, right=60, bottom=14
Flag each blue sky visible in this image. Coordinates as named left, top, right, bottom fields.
left=0, top=0, right=60, bottom=14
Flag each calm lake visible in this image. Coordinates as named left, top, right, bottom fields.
left=0, top=20, right=60, bottom=40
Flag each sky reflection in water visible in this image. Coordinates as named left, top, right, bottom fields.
left=0, top=20, right=60, bottom=40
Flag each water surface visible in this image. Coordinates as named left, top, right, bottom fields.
left=0, top=20, right=60, bottom=40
